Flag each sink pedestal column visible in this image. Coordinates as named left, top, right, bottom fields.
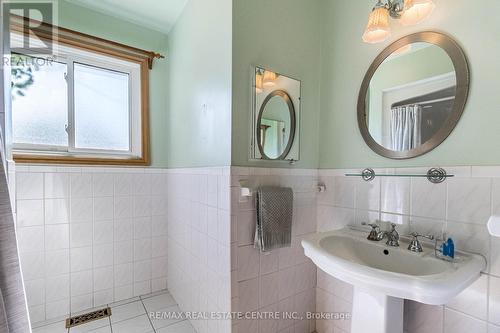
left=351, top=288, right=403, bottom=333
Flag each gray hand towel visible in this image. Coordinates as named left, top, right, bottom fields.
left=254, top=186, right=293, bottom=252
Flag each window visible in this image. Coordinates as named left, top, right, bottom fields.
left=9, top=15, right=161, bottom=165
left=73, top=63, right=130, bottom=151
left=11, top=46, right=143, bottom=163
left=12, top=56, right=68, bottom=147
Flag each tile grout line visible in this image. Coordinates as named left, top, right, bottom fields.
left=111, top=173, right=117, bottom=305
left=43, top=172, right=48, bottom=324
left=89, top=174, right=95, bottom=312
left=111, top=173, right=116, bottom=310
left=107, top=308, right=113, bottom=333
left=139, top=296, right=156, bottom=333
left=487, top=178, right=494, bottom=331
left=111, top=312, right=147, bottom=326
left=68, top=172, right=73, bottom=318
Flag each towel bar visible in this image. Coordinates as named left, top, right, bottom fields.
left=345, top=168, right=453, bottom=184
left=239, top=182, right=326, bottom=197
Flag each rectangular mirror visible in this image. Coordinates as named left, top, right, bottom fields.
left=251, top=66, right=301, bottom=162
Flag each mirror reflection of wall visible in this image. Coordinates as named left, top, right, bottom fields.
left=367, top=42, right=456, bottom=150
left=252, top=67, right=301, bottom=161
left=260, top=119, right=285, bottom=158
left=259, top=95, right=292, bottom=158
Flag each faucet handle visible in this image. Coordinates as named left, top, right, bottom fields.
left=407, top=232, right=435, bottom=252
left=362, top=222, right=385, bottom=241
left=409, top=232, right=435, bottom=240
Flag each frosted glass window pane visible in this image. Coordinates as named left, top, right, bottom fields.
left=12, top=57, right=68, bottom=146
left=74, top=63, right=130, bottom=151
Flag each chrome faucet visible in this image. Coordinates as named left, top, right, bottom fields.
left=363, top=222, right=385, bottom=241
left=384, top=223, right=399, bottom=247
left=362, top=222, right=400, bottom=247
left=407, top=232, right=435, bottom=253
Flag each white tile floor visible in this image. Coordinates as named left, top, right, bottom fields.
left=31, top=290, right=196, bottom=333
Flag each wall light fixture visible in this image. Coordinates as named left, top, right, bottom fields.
left=362, top=0, right=435, bottom=43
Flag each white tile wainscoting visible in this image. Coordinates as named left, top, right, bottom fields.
left=13, top=163, right=500, bottom=333
left=166, top=167, right=233, bottom=333
left=317, top=166, right=500, bottom=333
left=13, top=164, right=168, bottom=325
left=231, top=167, right=318, bottom=333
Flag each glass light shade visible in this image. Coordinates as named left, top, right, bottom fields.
left=262, top=70, right=277, bottom=87
left=362, top=6, right=391, bottom=44
left=255, top=72, right=263, bottom=93
left=400, top=0, right=435, bottom=26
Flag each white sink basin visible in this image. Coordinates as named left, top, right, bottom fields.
left=302, top=228, right=486, bottom=333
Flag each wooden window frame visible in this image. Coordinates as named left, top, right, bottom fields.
left=10, top=15, right=164, bottom=166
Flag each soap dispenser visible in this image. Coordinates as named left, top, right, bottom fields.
left=438, top=233, right=450, bottom=257
left=439, top=232, right=448, bottom=256
left=441, top=241, right=449, bottom=257
left=446, top=238, right=455, bottom=258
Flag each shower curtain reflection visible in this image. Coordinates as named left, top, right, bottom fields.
left=390, top=105, right=422, bottom=151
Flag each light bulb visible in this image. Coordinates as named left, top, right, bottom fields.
left=262, top=70, right=277, bottom=87
left=362, top=5, right=391, bottom=44
left=400, top=0, right=435, bottom=26
left=255, top=72, right=263, bottom=93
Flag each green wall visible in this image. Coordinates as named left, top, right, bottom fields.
left=319, top=0, right=500, bottom=169
left=231, top=0, right=321, bottom=168
left=166, top=0, right=232, bottom=167
left=58, top=0, right=500, bottom=169
left=58, top=1, right=169, bottom=167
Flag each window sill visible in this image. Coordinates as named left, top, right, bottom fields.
left=13, top=151, right=150, bottom=166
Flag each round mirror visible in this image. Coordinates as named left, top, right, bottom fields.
left=257, top=90, right=296, bottom=160
left=358, top=31, right=470, bottom=159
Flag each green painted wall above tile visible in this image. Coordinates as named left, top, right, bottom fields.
left=231, top=0, right=322, bottom=169
left=56, top=0, right=500, bottom=169
left=166, top=0, right=232, bottom=168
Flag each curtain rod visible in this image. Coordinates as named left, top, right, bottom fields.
left=10, top=14, right=165, bottom=69
left=393, top=96, right=455, bottom=109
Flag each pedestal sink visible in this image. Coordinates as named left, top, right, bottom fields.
left=302, top=228, right=486, bottom=333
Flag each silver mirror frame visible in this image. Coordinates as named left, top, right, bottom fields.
left=357, top=31, right=470, bottom=159
left=256, top=89, right=297, bottom=160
